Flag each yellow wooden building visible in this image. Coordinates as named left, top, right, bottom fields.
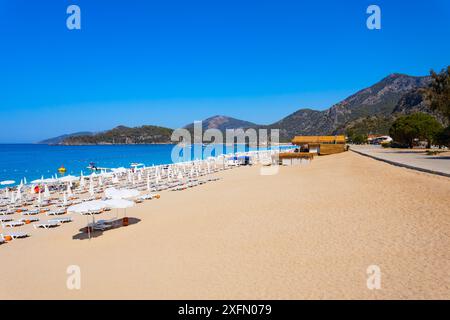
left=291, top=135, right=346, bottom=155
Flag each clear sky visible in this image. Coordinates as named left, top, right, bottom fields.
left=0, top=0, right=449, bottom=143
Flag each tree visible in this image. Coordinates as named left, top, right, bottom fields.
left=435, top=126, right=450, bottom=148
left=389, top=113, right=443, bottom=148
left=427, top=66, right=450, bottom=122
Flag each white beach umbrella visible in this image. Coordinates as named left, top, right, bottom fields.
left=89, top=180, right=95, bottom=196
left=24, top=177, right=27, bottom=185
left=59, top=175, right=78, bottom=183
left=63, top=192, right=68, bottom=206
left=30, top=184, right=35, bottom=195
left=98, top=176, right=103, bottom=187
left=104, top=187, right=139, bottom=200
left=68, top=200, right=107, bottom=214
left=67, top=183, right=73, bottom=196
left=103, top=199, right=135, bottom=209
left=44, top=185, right=50, bottom=198
left=80, top=176, right=86, bottom=188
left=16, top=188, right=22, bottom=201
left=0, top=180, right=15, bottom=186
left=36, top=191, right=42, bottom=206
left=112, top=175, right=119, bottom=184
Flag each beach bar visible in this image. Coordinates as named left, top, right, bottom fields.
left=291, top=135, right=346, bottom=155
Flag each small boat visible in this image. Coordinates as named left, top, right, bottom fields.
left=58, top=166, right=67, bottom=174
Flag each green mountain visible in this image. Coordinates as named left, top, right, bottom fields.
left=38, top=132, right=95, bottom=145
left=266, top=73, right=434, bottom=140
left=60, top=125, right=173, bottom=145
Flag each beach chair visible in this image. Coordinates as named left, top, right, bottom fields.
left=2, top=221, right=25, bottom=228
left=0, top=217, right=14, bottom=223
left=48, top=217, right=72, bottom=224
left=0, top=232, right=29, bottom=241
left=22, top=209, right=39, bottom=215
left=46, top=209, right=66, bottom=216
left=88, top=221, right=113, bottom=231
left=0, top=210, right=15, bottom=216
left=33, top=221, right=60, bottom=229
left=19, top=217, right=39, bottom=224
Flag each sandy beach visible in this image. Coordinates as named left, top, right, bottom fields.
left=1, top=151, right=449, bottom=300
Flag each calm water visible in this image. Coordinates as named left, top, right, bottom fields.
left=0, top=144, right=291, bottom=186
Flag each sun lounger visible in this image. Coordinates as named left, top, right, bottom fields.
left=22, top=209, right=40, bottom=215
left=46, top=209, right=67, bottom=216
left=48, top=217, right=72, bottom=224
left=2, top=221, right=25, bottom=228
left=1, top=232, right=29, bottom=241
left=0, top=217, right=14, bottom=223
left=33, top=221, right=60, bottom=229
left=19, top=217, right=39, bottom=224
left=0, top=210, right=15, bottom=215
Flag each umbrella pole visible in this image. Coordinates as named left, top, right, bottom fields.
left=86, top=215, right=91, bottom=240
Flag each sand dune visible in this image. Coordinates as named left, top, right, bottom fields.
left=1, top=151, right=449, bottom=299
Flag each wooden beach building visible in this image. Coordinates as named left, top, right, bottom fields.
left=291, top=135, right=346, bottom=155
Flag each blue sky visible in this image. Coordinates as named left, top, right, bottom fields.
left=0, top=0, right=449, bottom=143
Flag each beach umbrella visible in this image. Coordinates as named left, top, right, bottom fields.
left=0, top=180, right=15, bottom=186
left=98, top=176, right=103, bottom=187
left=89, top=180, right=95, bottom=196
left=36, top=191, right=42, bottom=206
left=112, top=175, right=119, bottom=184
left=68, top=200, right=107, bottom=214
left=80, top=176, right=86, bottom=188
left=44, top=185, right=50, bottom=199
left=16, top=188, right=22, bottom=201
left=63, top=192, right=68, bottom=206
left=24, top=177, right=27, bottom=185
left=30, top=185, right=35, bottom=195
left=104, top=187, right=139, bottom=200
left=67, top=183, right=73, bottom=196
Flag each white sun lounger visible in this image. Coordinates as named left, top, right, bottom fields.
left=19, top=217, right=39, bottom=223
left=33, top=221, right=60, bottom=229
left=48, top=217, right=72, bottom=224
left=0, top=217, right=14, bottom=223
left=23, top=209, right=40, bottom=215
left=2, top=221, right=25, bottom=228
left=1, top=232, right=29, bottom=241
left=46, top=209, right=67, bottom=216
left=0, top=210, right=15, bottom=216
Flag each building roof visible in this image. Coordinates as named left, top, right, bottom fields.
left=292, top=135, right=346, bottom=145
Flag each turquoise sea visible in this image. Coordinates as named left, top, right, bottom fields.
left=0, top=144, right=292, bottom=187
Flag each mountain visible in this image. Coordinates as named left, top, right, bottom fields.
left=41, top=72, right=444, bottom=145
left=184, top=115, right=257, bottom=132
left=38, top=132, right=94, bottom=145
left=267, top=73, right=433, bottom=140
left=60, top=125, right=174, bottom=145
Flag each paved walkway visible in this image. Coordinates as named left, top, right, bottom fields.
left=350, top=145, right=450, bottom=177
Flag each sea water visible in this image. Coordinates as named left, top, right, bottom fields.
left=0, top=144, right=291, bottom=186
